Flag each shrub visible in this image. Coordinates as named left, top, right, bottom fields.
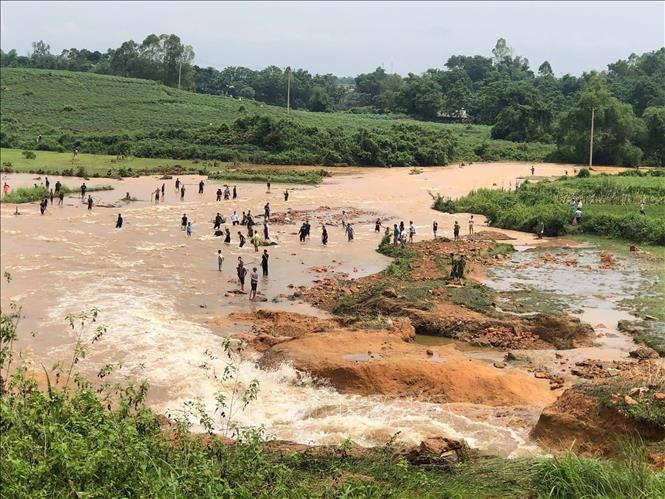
left=577, top=167, right=591, bottom=178
left=21, top=150, right=36, bottom=159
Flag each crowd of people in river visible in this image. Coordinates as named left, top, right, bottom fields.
left=9, top=164, right=653, bottom=299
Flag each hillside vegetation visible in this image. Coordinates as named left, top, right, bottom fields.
left=0, top=68, right=553, bottom=166
left=3, top=37, right=664, bottom=165
left=433, top=170, right=665, bottom=244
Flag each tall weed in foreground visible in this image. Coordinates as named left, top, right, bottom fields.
left=534, top=438, right=665, bottom=499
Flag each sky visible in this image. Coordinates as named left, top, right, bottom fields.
left=1, top=1, right=664, bottom=77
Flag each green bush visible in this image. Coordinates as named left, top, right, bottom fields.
left=577, top=167, right=590, bottom=178
left=437, top=176, right=665, bottom=244
left=21, top=150, right=35, bottom=159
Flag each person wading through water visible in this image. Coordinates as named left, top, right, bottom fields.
left=261, top=249, right=269, bottom=277
left=237, top=257, right=247, bottom=291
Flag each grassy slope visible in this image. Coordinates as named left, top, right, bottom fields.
left=1, top=68, right=488, bottom=143
left=1, top=68, right=558, bottom=165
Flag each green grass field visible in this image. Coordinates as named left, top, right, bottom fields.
left=0, top=68, right=486, bottom=144
left=434, top=173, right=665, bottom=244
left=1, top=68, right=555, bottom=166
left=0, top=148, right=328, bottom=184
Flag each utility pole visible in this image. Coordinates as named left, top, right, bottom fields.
left=589, top=106, right=595, bottom=167
left=286, top=67, right=291, bottom=113
left=178, top=62, right=182, bottom=89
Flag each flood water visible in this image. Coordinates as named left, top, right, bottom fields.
left=0, top=162, right=649, bottom=457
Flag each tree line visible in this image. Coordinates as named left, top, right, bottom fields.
left=1, top=36, right=664, bottom=166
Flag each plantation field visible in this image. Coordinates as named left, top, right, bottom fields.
left=0, top=68, right=554, bottom=165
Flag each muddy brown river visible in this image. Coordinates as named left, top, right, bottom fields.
left=1, top=162, right=653, bottom=457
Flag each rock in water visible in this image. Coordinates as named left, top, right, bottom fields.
left=400, top=437, right=467, bottom=469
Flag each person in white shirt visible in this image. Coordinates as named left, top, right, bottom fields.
left=468, top=215, right=475, bottom=235
left=217, top=250, right=224, bottom=272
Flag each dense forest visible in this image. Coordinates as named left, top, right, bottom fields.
left=2, top=35, right=664, bottom=166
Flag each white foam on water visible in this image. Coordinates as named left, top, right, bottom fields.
left=42, top=278, right=543, bottom=457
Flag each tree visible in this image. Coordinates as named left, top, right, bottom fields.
left=239, top=86, right=255, bottom=100
left=110, top=41, right=140, bottom=77
left=354, top=67, right=387, bottom=106
left=30, top=40, right=56, bottom=68
left=492, top=38, right=512, bottom=64
left=491, top=101, right=553, bottom=142
left=642, top=106, right=665, bottom=166
left=308, top=86, right=332, bottom=112
left=0, top=49, right=18, bottom=67
left=399, top=75, right=443, bottom=119
left=372, top=73, right=403, bottom=113
left=556, top=78, right=644, bottom=166
left=538, top=61, right=553, bottom=78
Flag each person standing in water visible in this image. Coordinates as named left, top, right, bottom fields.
left=214, top=212, right=223, bottom=230
left=263, top=221, right=270, bottom=240
left=161, top=184, right=165, bottom=197
left=58, top=190, right=64, bottom=206
left=45, top=177, right=50, bottom=190
left=54, top=180, right=61, bottom=193
left=299, top=223, right=308, bottom=243
left=321, top=225, right=328, bottom=245
left=266, top=179, right=271, bottom=193
left=531, top=165, right=535, bottom=176
left=468, top=215, right=475, bottom=235
left=186, top=221, right=193, bottom=237
left=237, top=257, right=247, bottom=291
left=432, top=220, right=438, bottom=238
left=180, top=185, right=185, bottom=200
left=238, top=232, right=246, bottom=248
left=181, top=214, right=188, bottom=231
left=393, top=224, right=399, bottom=246
left=217, top=250, right=224, bottom=272
left=216, top=188, right=222, bottom=202
left=341, top=210, right=347, bottom=228
left=264, top=202, right=270, bottom=221
left=453, top=221, right=460, bottom=241
left=375, top=218, right=382, bottom=233
left=261, top=249, right=269, bottom=277
left=175, top=178, right=180, bottom=191
left=224, top=227, right=231, bottom=243
left=80, top=183, right=87, bottom=199
left=249, top=267, right=259, bottom=300
left=284, top=189, right=289, bottom=202
left=251, top=232, right=261, bottom=252
left=49, top=189, right=54, bottom=205
left=232, top=185, right=237, bottom=199
left=198, top=180, right=205, bottom=194
left=231, top=210, right=239, bottom=226
left=346, top=223, right=354, bottom=242
left=87, top=195, right=93, bottom=210
left=408, top=221, right=416, bottom=244
left=115, top=213, right=123, bottom=229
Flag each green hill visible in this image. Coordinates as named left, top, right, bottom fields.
left=0, top=68, right=554, bottom=166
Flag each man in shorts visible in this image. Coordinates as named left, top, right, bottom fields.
left=249, top=267, right=259, bottom=300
